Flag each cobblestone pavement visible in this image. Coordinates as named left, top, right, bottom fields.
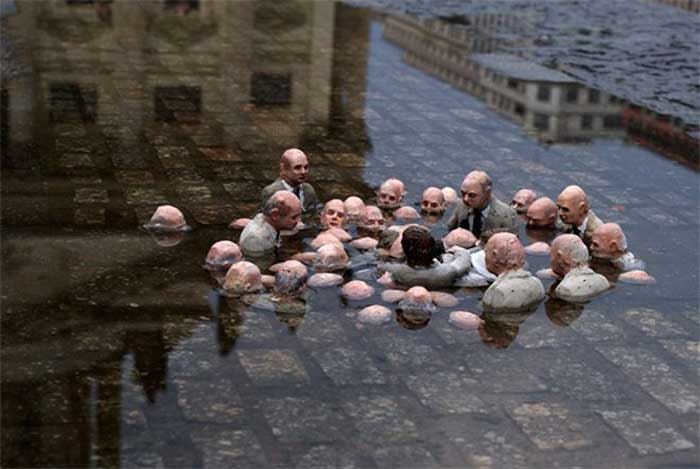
left=2, top=2, right=699, bottom=468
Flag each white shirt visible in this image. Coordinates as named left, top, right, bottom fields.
left=281, top=179, right=305, bottom=209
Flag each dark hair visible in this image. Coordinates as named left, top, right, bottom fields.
left=401, top=225, right=435, bottom=268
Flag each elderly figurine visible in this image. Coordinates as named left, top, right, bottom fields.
left=377, top=178, right=406, bottom=209
left=590, top=223, right=655, bottom=284
left=144, top=205, right=191, bottom=232
left=222, top=261, right=264, bottom=297
left=272, top=260, right=308, bottom=299
left=204, top=240, right=242, bottom=271
left=314, top=243, right=349, bottom=272
left=556, top=185, right=603, bottom=246
left=481, top=233, right=545, bottom=311
left=261, top=148, right=319, bottom=212
left=548, top=234, right=610, bottom=302
left=320, top=199, right=347, bottom=229
left=526, top=197, right=559, bottom=229
left=511, top=189, right=537, bottom=214
left=421, top=187, right=447, bottom=214
left=442, top=228, right=477, bottom=250
left=344, top=196, right=366, bottom=221
left=446, top=170, right=518, bottom=241
left=441, top=187, right=459, bottom=205
left=396, top=286, right=435, bottom=330
left=239, top=191, right=302, bottom=256
left=358, top=205, right=386, bottom=233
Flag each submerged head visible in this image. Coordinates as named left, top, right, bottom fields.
left=484, top=232, right=525, bottom=276
left=590, top=223, right=628, bottom=260
left=526, top=197, right=558, bottom=229
left=511, top=189, right=537, bottom=214
left=550, top=234, right=589, bottom=278
left=264, top=190, right=302, bottom=231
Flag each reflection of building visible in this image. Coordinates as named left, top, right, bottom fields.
left=384, top=14, right=625, bottom=143
left=623, top=104, right=700, bottom=170
left=650, top=0, right=700, bottom=12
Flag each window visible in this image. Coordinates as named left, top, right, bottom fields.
left=566, top=86, right=578, bottom=103
left=581, top=114, right=593, bottom=130
left=603, top=114, right=622, bottom=129
left=155, top=86, right=201, bottom=122
left=250, top=73, right=292, bottom=105
left=537, top=84, right=551, bottom=102
left=534, top=113, right=549, bottom=131
left=50, top=82, right=97, bottom=123
left=588, top=89, right=600, bottom=104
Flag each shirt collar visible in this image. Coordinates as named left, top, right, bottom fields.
left=577, top=216, right=588, bottom=234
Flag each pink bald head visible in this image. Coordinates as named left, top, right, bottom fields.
left=460, top=171, right=492, bottom=210
left=344, top=196, right=365, bottom=220
left=147, top=205, right=188, bottom=231
left=320, top=199, right=347, bottom=229
left=359, top=205, right=385, bottom=232
left=314, top=243, right=349, bottom=272
left=279, top=148, right=309, bottom=186
left=443, top=228, right=477, bottom=249
left=377, top=178, right=405, bottom=209
left=591, top=223, right=627, bottom=259
left=511, top=189, right=537, bottom=214
left=223, top=261, right=262, bottom=296
left=205, top=240, right=242, bottom=270
left=484, top=232, right=526, bottom=276
left=421, top=187, right=446, bottom=214
left=550, top=234, right=589, bottom=278
left=441, top=187, right=459, bottom=205
left=264, top=190, right=302, bottom=231
left=557, top=185, right=589, bottom=226
left=526, top=197, right=558, bottom=228
left=405, top=286, right=432, bottom=305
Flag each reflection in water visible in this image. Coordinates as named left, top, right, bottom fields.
left=545, top=296, right=586, bottom=327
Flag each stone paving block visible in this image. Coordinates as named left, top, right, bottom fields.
left=175, top=379, right=244, bottom=424
left=74, top=187, right=109, bottom=204
left=237, top=349, right=309, bottom=386
left=623, top=308, right=688, bottom=337
left=293, top=444, right=361, bottom=469
left=198, top=147, right=243, bottom=162
left=175, top=185, right=213, bottom=202
left=599, top=410, right=695, bottom=455
left=59, top=153, right=93, bottom=169
left=659, top=339, right=699, bottom=364
left=189, top=426, right=268, bottom=469
left=168, top=349, right=221, bottom=379
left=189, top=203, right=236, bottom=225
left=469, top=351, right=548, bottom=394
left=166, top=169, right=206, bottom=185
left=310, top=347, right=386, bottom=386
left=155, top=146, right=190, bottom=168
left=569, top=309, right=628, bottom=342
left=261, top=397, right=347, bottom=444
left=371, top=444, right=439, bottom=469
left=372, top=334, right=443, bottom=369
left=235, top=309, right=276, bottom=344
left=296, top=312, right=350, bottom=349
left=342, top=396, right=420, bottom=445
left=515, top=320, right=581, bottom=349
left=509, top=403, right=592, bottom=450
left=403, top=370, right=485, bottom=415
left=546, top=356, right=629, bottom=404
left=74, top=207, right=106, bottom=225
left=114, top=170, right=155, bottom=185
left=596, top=346, right=698, bottom=414
left=125, top=187, right=169, bottom=206
left=111, top=151, right=148, bottom=169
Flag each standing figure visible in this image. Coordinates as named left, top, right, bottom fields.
left=261, top=148, right=320, bottom=212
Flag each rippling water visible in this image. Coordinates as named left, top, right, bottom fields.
left=2, top=1, right=698, bottom=467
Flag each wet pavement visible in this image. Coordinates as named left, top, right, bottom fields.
left=1, top=1, right=699, bottom=468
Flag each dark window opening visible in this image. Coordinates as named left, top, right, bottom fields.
left=49, top=82, right=97, bottom=123
left=250, top=73, right=292, bottom=105
left=537, top=84, right=550, bottom=102
left=154, top=86, right=201, bottom=122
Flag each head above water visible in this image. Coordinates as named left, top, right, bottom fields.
left=223, top=261, right=263, bottom=296
left=442, top=227, right=477, bottom=250
left=273, top=260, right=308, bottom=297
left=460, top=170, right=492, bottom=210
left=377, top=178, right=405, bottom=209
left=591, top=223, right=628, bottom=260
left=344, top=196, right=365, bottom=220
left=359, top=205, right=385, bottom=232
left=314, top=243, right=349, bottom=272
left=320, top=199, right=347, bottom=229
left=401, top=225, right=436, bottom=268
left=511, top=189, right=537, bottom=214
left=263, top=190, right=302, bottom=231
left=145, top=205, right=189, bottom=232
left=550, top=234, right=589, bottom=278
left=484, top=232, right=525, bottom=276
left=279, top=148, right=309, bottom=187
left=205, top=240, right=243, bottom=271
left=556, top=185, right=589, bottom=227
left=526, top=197, right=558, bottom=229
left=421, top=187, right=447, bottom=214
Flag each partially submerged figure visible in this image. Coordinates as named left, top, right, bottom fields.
left=204, top=240, right=242, bottom=271
left=314, top=243, right=349, bottom=272
left=358, top=205, right=386, bottom=234
left=524, top=197, right=560, bottom=255
left=239, top=191, right=301, bottom=256
left=344, top=196, right=366, bottom=222
left=261, top=148, right=319, bottom=212
left=556, top=185, right=603, bottom=246
left=511, top=189, right=537, bottom=214
left=272, top=260, right=308, bottom=299
left=442, top=228, right=477, bottom=250
left=143, top=205, right=192, bottom=246
left=396, top=287, right=435, bottom=330
left=421, top=187, right=447, bottom=214
left=548, top=234, right=610, bottom=302
left=377, top=178, right=406, bottom=209
left=481, top=233, right=545, bottom=311
left=320, top=199, right=347, bottom=229
left=590, top=223, right=655, bottom=284
left=222, top=261, right=264, bottom=297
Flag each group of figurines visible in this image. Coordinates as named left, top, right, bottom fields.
left=143, top=148, right=655, bottom=336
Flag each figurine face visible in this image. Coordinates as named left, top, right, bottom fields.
left=526, top=197, right=558, bottom=228
left=421, top=187, right=446, bottom=214
left=360, top=206, right=385, bottom=232
left=377, top=180, right=404, bottom=209
left=460, top=177, right=490, bottom=209
left=344, top=196, right=365, bottom=220
left=270, top=194, right=302, bottom=231
left=511, top=189, right=537, bottom=214
left=556, top=188, right=587, bottom=226
left=320, top=199, right=347, bottom=229
left=279, top=150, right=309, bottom=186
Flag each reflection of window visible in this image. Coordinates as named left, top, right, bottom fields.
left=1, top=88, right=8, bottom=155
left=588, top=89, right=600, bottom=104
left=163, top=0, right=199, bottom=11
left=581, top=114, right=593, bottom=130
left=514, top=103, right=525, bottom=116
left=507, top=78, right=518, bottom=90
left=603, top=115, right=622, bottom=129
left=155, top=86, right=201, bottom=122
left=50, top=83, right=97, bottom=123
left=536, top=84, right=550, bottom=102
left=566, top=87, right=578, bottom=103
left=250, top=73, right=291, bottom=105
left=534, top=113, right=549, bottom=131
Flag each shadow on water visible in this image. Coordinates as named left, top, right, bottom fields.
left=1, top=1, right=699, bottom=468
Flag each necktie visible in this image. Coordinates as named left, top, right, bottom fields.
left=571, top=225, right=581, bottom=237
left=292, top=186, right=301, bottom=199
left=471, top=209, right=483, bottom=238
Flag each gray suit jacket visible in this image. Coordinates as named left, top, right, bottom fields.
left=261, top=178, right=320, bottom=212
left=561, top=209, right=603, bottom=246
left=446, top=195, right=519, bottom=240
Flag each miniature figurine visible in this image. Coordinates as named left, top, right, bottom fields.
left=261, top=148, right=320, bottom=212
left=549, top=234, right=610, bottom=302
left=358, top=205, right=386, bottom=233
left=357, top=305, right=392, bottom=325
left=590, top=223, right=655, bottom=284
left=341, top=280, right=375, bottom=300
left=204, top=240, right=242, bottom=271
left=143, top=205, right=191, bottom=232
left=239, top=191, right=301, bottom=255
left=421, top=187, right=447, bottom=214
left=222, top=261, right=264, bottom=297
left=344, top=196, right=366, bottom=221
left=313, top=243, right=349, bottom=272
left=320, top=199, right=347, bottom=229
left=526, top=197, right=559, bottom=229
left=556, top=185, right=602, bottom=246
left=511, top=189, right=537, bottom=214
left=442, top=228, right=477, bottom=250
left=377, top=178, right=406, bottom=209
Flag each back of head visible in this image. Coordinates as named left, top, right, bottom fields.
left=527, top=197, right=558, bottom=227
left=401, top=225, right=435, bottom=268
left=465, top=170, right=492, bottom=193
left=551, top=234, right=589, bottom=277
left=484, top=232, right=525, bottom=275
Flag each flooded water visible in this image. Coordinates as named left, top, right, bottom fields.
left=2, top=1, right=698, bottom=468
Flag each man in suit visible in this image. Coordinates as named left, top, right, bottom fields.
left=261, top=148, right=320, bottom=212
left=446, top=170, right=519, bottom=242
left=556, top=185, right=602, bottom=246
left=240, top=191, right=302, bottom=256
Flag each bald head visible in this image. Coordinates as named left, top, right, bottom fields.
left=557, top=185, right=589, bottom=226
left=526, top=197, right=558, bottom=228
left=421, top=187, right=446, bottom=214
left=279, top=148, right=309, bottom=186
left=264, top=190, right=302, bottom=231
left=378, top=178, right=405, bottom=209
left=511, top=189, right=537, bottom=214
left=484, top=232, right=525, bottom=276
left=551, top=234, right=589, bottom=278
left=591, top=223, right=628, bottom=260
left=460, top=170, right=492, bottom=209
left=443, top=228, right=477, bottom=249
